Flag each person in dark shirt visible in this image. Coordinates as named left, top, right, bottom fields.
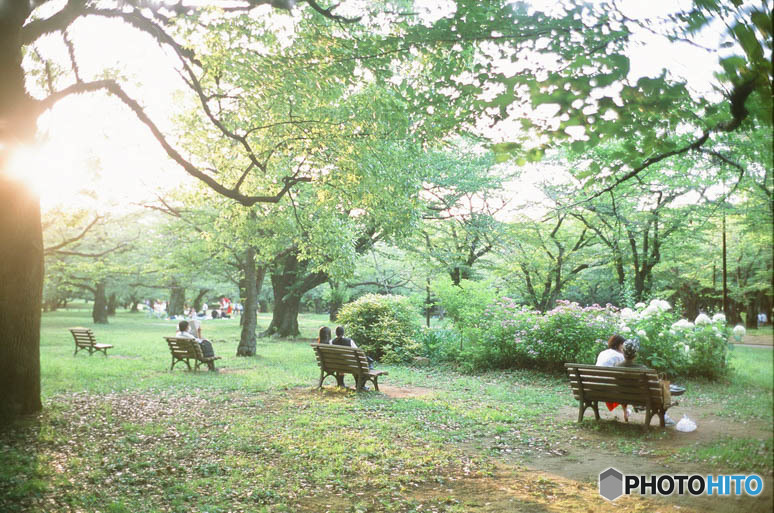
left=331, top=325, right=357, bottom=348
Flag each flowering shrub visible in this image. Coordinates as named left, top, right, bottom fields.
left=432, top=292, right=732, bottom=379
left=337, top=294, right=422, bottom=363
left=616, top=300, right=731, bottom=379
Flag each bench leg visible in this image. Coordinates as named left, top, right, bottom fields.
left=644, top=408, right=653, bottom=429
left=335, top=374, right=345, bottom=387
left=591, top=401, right=600, bottom=420
left=658, top=410, right=666, bottom=428
left=372, top=376, right=379, bottom=391
left=577, top=402, right=587, bottom=422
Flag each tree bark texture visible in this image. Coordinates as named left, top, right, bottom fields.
left=92, top=281, right=108, bottom=324
left=0, top=176, right=43, bottom=418
left=168, top=286, right=185, bottom=316
left=237, top=247, right=258, bottom=356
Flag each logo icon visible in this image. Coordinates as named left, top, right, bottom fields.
left=599, top=467, right=624, bottom=501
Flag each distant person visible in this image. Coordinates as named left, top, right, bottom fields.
left=176, top=320, right=217, bottom=371
left=597, top=334, right=627, bottom=421
left=211, top=309, right=219, bottom=319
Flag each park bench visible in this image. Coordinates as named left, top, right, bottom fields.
left=565, top=363, right=677, bottom=428
left=311, top=343, right=387, bottom=392
left=69, top=327, right=113, bottom=357
left=164, top=337, right=221, bottom=372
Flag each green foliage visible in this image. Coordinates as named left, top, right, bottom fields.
left=618, top=303, right=731, bottom=379
left=432, top=278, right=497, bottom=328
left=336, top=294, right=422, bottom=363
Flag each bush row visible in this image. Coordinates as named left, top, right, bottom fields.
left=337, top=286, right=733, bottom=379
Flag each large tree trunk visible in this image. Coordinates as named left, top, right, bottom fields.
left=237, top=247, right=259, bottom=356
left=0, top=176, right=43, bottom=418
left=106, top=292, right=117, bottom=316
left=168, top=286, right=185, bottom=316
left=0, top=0, right=42, bottom=419
left=262, top=252, right=326, bottom=338
left=92, top=281, right=108, bottom=324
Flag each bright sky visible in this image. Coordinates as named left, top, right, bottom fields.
left=7, top=0, right=728, bottom=215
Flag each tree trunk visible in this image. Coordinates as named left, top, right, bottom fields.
left=168, top=286, right=185, bottom=316
left=265, top=290, right=302, bottom=337
left=92, top=281, right=108, bottom=324
left=192, top=288, right=209, bottom=312
left=0, top=175, right=43, bottom=418
left=106, top=292, right=117, bottom=316
left=745, top=299, right=758, bottom=330
left=237, top=247, right=258, bottom=356
left=262, top=252, right=326, bottom=338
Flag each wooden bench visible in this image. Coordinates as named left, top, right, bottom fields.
left=311, top=343, right=387, bottom=392
left=165, top=337, right=221, bottom=372
left=565, top=363, right=677, bottom=428
left=69, top=327, right=113, bottom=357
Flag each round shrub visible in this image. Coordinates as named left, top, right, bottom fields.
left=336, top=294, right=422, bottom=363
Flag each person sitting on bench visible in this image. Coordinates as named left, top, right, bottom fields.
left=176, top=320, right=217, bottom=371
left=331, top=325, right=358, bottom=348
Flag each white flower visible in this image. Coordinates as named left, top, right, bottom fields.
left=634, top=302, right=646, bottom=309
left=619, top=325, right=632, bottom=333
left=641, top=299, right=671, bottom=318
left=733, top=325, right=746, bottom=340
left=712, top=313, right=726, bottom=323
left=636, top=329, right=647, bottom=339
left=695, top=313, right=712, bottom=325
left=683, top=344, right=690, bottom=354
left=672, top=319, right=694, bottom=330
left=620, top=308, right=637, bottom=321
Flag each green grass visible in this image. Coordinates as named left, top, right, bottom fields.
left=1, top=307, right=771, bottom=512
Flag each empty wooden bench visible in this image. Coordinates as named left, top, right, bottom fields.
left=69, top=327, right=113, bottom=357
left=565, top=363, right=677, bottom=428
left=165, top=337, right=221, bottom=372
left=311, top=343, right=387, bottom=392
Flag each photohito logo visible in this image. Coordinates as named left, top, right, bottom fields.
left=599, top=468, right=764, bottom=501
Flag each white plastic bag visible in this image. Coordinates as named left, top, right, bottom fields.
left=675, top=415, right=697, bottom=432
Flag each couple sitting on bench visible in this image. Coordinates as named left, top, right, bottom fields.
left=318, top=325, right=375, bottom=385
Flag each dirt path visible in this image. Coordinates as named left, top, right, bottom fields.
left=523, top=403, right=772, bottom=513
left=373, top=385, right=773, bottom=513
left=740, top=334, right=773, bottom=346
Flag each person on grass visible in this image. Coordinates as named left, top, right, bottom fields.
left=176, top=320, right=217, bottom=371
left=596, top=334, right=629, bottom=421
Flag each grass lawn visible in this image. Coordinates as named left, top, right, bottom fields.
left=1, top=307, right=771, bottom=513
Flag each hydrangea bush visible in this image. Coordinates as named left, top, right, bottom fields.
left=616, top=300, right=731, bottom=379
left=431, top=290, right=732, bottom=378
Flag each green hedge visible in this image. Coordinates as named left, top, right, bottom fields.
left=336, top=294, right=422, bottom=363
